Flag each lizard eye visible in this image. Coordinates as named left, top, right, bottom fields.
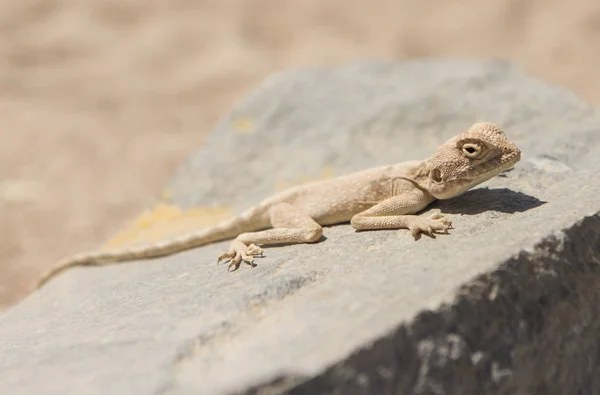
left=461, top=143, right=481, bottom=158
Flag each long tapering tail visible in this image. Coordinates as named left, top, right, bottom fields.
left=35, top=212, right=265, bottom=289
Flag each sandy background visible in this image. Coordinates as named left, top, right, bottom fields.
left=2, top=0, right=600, bottom=307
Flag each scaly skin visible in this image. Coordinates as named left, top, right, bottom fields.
left=36, top=122, right=521, bottom=288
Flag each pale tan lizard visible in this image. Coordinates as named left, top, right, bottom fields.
left=36, top=122, right=521, bottom=288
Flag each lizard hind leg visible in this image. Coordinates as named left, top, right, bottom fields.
left=217, top=203, right=323, bottom=271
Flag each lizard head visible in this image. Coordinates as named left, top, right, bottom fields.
left=426, top=122, right=521, bottom=199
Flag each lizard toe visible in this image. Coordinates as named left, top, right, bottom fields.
left=429, top=213, right=452, bottom=226
left=246, top=244, right=263, bottom=257
left=242, top=252, right=254, bottom=264
left=228, top=254, right=243, bottom=271
left=408, top=224, right=421, bottom=239
left=217, top=250, right=235, bottom=264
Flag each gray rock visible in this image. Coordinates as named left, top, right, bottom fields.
left=2, top=60, right=600, bottom=395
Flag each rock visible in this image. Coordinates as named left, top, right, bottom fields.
left=2, top=60, right=600, bottom=395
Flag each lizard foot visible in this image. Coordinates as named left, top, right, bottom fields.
left=408, top=213, right=453, bottom=239
left=217, top=242, right=263, bottom=271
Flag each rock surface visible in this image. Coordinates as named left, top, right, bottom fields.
left=2, top=60, right=600, bottom=395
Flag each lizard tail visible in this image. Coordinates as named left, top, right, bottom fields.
left=35, top=212, right=266, bottom=289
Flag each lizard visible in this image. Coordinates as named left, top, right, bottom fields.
left=36, top=122, right=521, bottom=288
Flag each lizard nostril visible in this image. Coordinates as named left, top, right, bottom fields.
left=431, top=168, right=443, bottom=183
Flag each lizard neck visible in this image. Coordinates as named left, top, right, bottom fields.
left=390, top=160, right=432, bottom=196
left=409, top=161, right=431, bottom=190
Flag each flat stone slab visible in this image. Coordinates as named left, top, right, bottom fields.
left=2, top=60, right=600, bottom=395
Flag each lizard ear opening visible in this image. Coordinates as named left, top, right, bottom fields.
left=430, top=168, right=443, bottom=183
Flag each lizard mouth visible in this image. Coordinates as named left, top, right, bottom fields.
left=471, top=150, right=521, bottom=181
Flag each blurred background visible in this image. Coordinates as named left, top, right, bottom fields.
left=1, top=0, right=600, bottom=306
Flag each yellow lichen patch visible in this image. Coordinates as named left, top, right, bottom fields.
left=231, top=117, right=255, bottom=133
left=103, top=203, right=234, bottom=250
left=275, top=167, right=335, bottom=192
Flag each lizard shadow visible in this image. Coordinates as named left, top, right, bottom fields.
left=431, top=187, right=545, bottom=215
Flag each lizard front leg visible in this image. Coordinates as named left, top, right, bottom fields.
left=350, top=192, right=452, bottom=239
left=218, top=203, right=323, bottom=271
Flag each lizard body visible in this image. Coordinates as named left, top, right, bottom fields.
left=36, top=122, right=521, bottom=288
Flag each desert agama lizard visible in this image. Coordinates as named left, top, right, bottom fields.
left=37, top=122, right=521, bottom=288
